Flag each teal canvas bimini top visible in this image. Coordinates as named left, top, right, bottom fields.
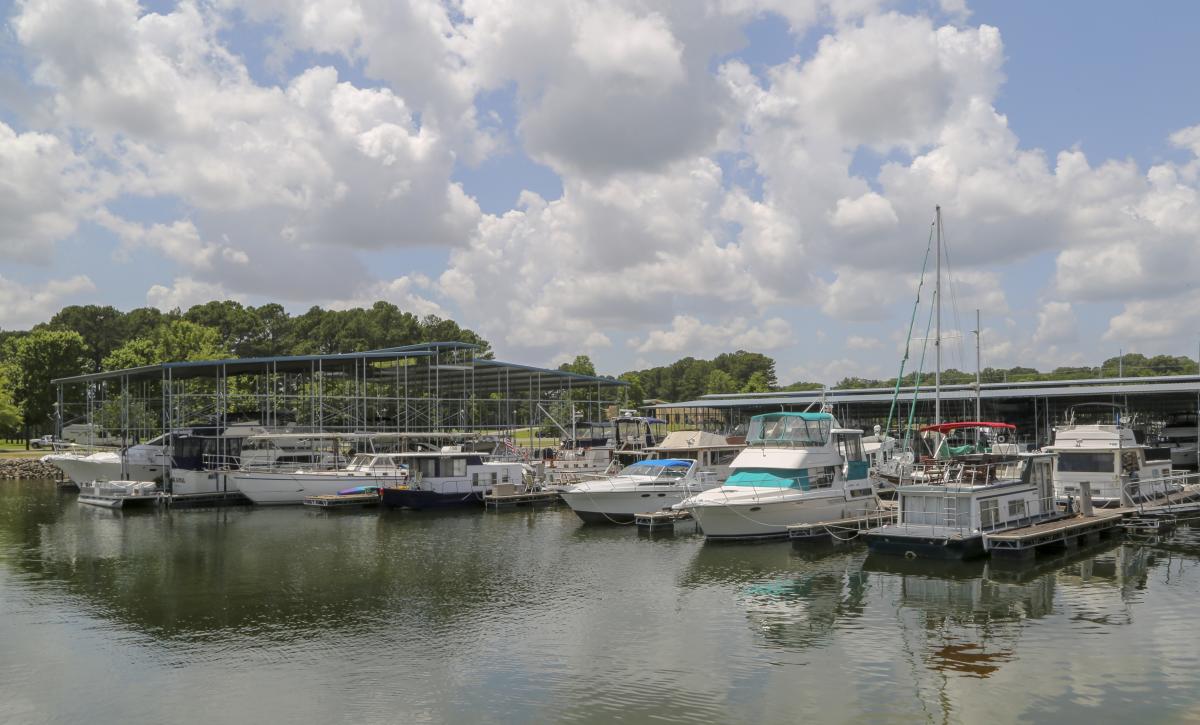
left=747, top=412, right=833, bottom=447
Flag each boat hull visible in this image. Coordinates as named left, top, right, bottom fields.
left=559, top=487, right=695, bottom=524
left=233, top=472, right=403, bottom=505
left=687, top=494, right=873, bottom=541
left=380, top=488, right=483, bottom=510
left=862, top=531, right=985, bottom=561
left=45, top=455, right=164, bottom=484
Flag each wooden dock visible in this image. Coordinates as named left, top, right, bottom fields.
left=303, top=492, right=380, bottom=509
left=634, top=510, right=693, bottom=531
left=985, top=512, right=1125, bottom=560
left=482, top=489, right=561, bottom=509
left=788, top=510, right=897, bottom=543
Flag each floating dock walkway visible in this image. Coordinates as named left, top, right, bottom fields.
left=788, top=510, right=898, bottom=543
left=482, top=488, right=561, bottom=509
left=634, top=510, right=693, bottom=532
left=985, top=512, right=1125, bottom=561
left=162, top=491, right=251, bottom=508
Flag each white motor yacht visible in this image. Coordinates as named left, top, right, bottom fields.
left=233, top=452, right=410, bottom=505
left=560, top=458, right=720, bottom=523
left=674, top=412, right=877, bottom=541
left=1044, top=404, right=1175, bottom=507
left=43, top=435, right=169, bottom=484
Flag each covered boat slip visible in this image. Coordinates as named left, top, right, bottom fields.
left=49, top=343, right=627, bottom=490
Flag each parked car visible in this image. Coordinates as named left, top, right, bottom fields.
left=28, top=435, right=57, bottom=450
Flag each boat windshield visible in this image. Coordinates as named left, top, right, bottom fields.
left=747, top=414, right=831, bottom=447
left=618, top=461, right=691, bottom=479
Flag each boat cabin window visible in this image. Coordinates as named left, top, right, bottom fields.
left=450, top=457, right=468, bottom=477
left=836, top=435, right=864, bottom=462
left=747, top=415, right=831, bottom=447
left=619, top=461, right=691, bottom=479
left=1008, top=499, right=1026, bottom=518
left=710, top=450, right=739, bottom=466
left=416, top=457, right=438, bottom=478
left=980, top=499, right=999, bottom=528
left=1056, top=452, right=1116, bottom=473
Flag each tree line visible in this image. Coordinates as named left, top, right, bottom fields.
left=833, top=353, right=1200, bottom=390
left=3, top=300, right=1198, bottom=439
left=0, top=301, right=491, bottom=438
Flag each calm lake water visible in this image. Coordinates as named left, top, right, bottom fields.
left=2, top=479, right=1200, bottom=724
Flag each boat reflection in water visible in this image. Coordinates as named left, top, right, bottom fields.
left=681, top=542, right=870, bottom=650
left=862, top=537, right=1146, bottom=680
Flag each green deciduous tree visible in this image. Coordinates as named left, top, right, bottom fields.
left=102, top=321, right=228, bottom=370
left=1, top=329, right=90, bottom=434
left=557, top=355, right=596, bottom=377
left=705, top=369, right=737, bottom=394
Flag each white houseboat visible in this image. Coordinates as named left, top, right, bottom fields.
left=380, top=449, right=528, bottom=510
left=863, top=452, right=1058, bottom=560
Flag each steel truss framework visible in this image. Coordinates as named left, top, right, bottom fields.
left=52, top=343, right=626, bottom=455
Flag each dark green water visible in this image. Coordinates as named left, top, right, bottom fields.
left=2, top=479, right=1199, bottom=724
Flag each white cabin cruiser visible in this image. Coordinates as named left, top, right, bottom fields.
left=674, top=412, right=877, bottom=541
left=43, top=435, right=169, bottom=484
left=560, top=458, right=720, bottom=523
left=233, top=453, right=411, bottom=505
left=1044, top=404, right=1174, bottom=508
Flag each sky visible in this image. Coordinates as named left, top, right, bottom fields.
left=1, top=0, right=1199, bottom=384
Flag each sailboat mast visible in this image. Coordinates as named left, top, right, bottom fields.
left=974, top=308, right=982, bottom=420
left=935, top=205, right=942, bottom=426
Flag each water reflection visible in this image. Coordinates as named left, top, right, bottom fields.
left=5, top=481, right=1200, bottom=724
left=2, top=485, right=580, bottom=643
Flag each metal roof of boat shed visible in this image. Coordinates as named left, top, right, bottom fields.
left=52, top=342, right=625, bottom=392
left=653, top=374, right=1200, bottom=410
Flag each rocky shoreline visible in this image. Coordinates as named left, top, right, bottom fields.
left=0, top=458, right=61, bottom=480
